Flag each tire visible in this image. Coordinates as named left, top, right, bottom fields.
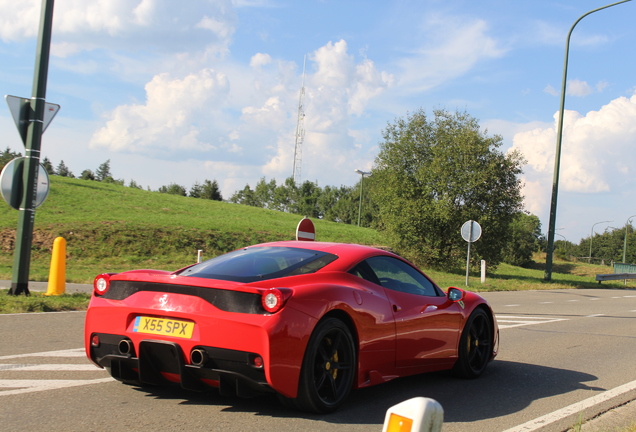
left=292, top=317, right=356, bottom=413
left=454, top=308, right=493, bottom=379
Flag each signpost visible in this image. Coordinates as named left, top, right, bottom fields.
left=461, top=220, right=482, bottom=286
left=5, top=0, right=56, bottom=295
left=296, top=217, right=316, bottom=241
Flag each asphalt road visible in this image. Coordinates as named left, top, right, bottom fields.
left=0, top=288, right=635, bottom=432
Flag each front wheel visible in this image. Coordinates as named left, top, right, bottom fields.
left=292, top=317, right=356, bottom=413
left=454, top=308, right=493, bottom=379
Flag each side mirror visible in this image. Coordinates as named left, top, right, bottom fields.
left=447, top=287, right=465, bottom=302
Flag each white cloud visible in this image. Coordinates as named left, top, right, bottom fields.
left=90, top=69, right=230, bottom=156
left=396, top=14, right=507, bottom=92
left=249, top=53, right=272, bottom=68
left=0, top=0, right=236, bottom=57
left=567, top=79, right=592, bottom=97
left=544, top=85, right=558, bottom=96
left=510, top=95, right=636, bottom=218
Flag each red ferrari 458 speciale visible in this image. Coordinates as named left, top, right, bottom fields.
left=85, top=240, right=499, bottom=413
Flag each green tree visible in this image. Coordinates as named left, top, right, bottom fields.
left=501, top=212, right=542, bottom=267
left=189, top=182, right=203, bottom=198
left=372, top=108, right=524, bottom=268
left=56, top=160, right=74, bottom=178
left=254, top=177, right=276, bottom=208
left=200, top=179, right=223, bottom=201
left=230, top=184, right=258, bottom=206
left=80, top=169, right=95, bottom=181
left=95, top=159, right=113, bottom=182
left=41, top=157, right=54, bottom=175
left=158, top=183, right=187, bottom=196
left=128, top=179, right=143, bottom=189
left=0, top=147, right=21, bottom=171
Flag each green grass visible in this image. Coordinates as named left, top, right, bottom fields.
left=0, top=177, right=634, bottom=314
left=0, top=176, right=386, bottom=283
left=0, top=289, right=90, bottom=313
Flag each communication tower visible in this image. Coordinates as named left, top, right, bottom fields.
left=292, top=56, right=306, bottom=186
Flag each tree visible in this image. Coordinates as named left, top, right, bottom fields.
left=371, top=108, right=524, bottom=268
left=56, top=160, right=74, bottom=178
left=42, top=157, right=54, bottom=175
left=95, top=160, right=112, bottom=182
left=158, top=183, right=187, bottom=196
left=229, top=184, right=257, bottom=206
left=80, top=169, right=95, bottom=181
left=189, top=182, right=203, bottom=198
left=128, top=179, right=143, bottom=189
left=200, top=179, right=223, bottom=201
left=501, top=212, right=542, bottom=267
left=0, top=147, right=21, bottom=171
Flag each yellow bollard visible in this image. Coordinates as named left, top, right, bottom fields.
left=45, top=237, right=66, bottom=296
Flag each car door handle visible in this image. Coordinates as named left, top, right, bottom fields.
left=393, top=304, right=401, bottom=312
left=420, top=305, right=438, bottom=313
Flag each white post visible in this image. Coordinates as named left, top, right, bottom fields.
left=382, top=397, right=443, bottom=432
left=197, top=250, right=203, bottom=263
left=481, top=260, right=486, bottom=283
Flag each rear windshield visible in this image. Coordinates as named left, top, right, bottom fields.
left=178, top=246, right=338, bottom=283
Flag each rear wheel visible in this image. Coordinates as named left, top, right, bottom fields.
left=454, top=308, right=492, bottom=378
left=292, top=317, right=356, bottom=413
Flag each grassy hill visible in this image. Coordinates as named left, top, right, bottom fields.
left=0, top=176, right=386, bottom=283
left=0, top=176, right=631, bottom=291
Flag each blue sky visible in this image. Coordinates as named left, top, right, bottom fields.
left=1, top=0, right=636, bottom=243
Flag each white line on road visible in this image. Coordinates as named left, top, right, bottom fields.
left=0, top=348, right=85, bottom=361
left=502, top=379, right=636, bottom=432
left=496, top=316, right=568, bottom=330
left=0, top=363, right=98, bottom=371
left=0, top=378, right=112, bottom=396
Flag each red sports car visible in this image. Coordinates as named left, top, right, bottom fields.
left=85, top=241, right=499, bottom=413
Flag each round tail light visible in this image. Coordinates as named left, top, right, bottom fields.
left=93, top=273, right=112, bottom=296
left=262, top=289, right=283, bottom=313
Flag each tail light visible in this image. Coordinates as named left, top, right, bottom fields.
left=261, top=288, right=292, bottom=313
left=93, top=273, right=113, bottom=296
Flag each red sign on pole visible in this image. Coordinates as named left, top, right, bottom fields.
left=296, top=217, right=315, bottom=241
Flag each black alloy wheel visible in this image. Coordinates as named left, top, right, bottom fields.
left=294, top=317, right=356, bottom=413
left=454, top=308, right=493, bottom=379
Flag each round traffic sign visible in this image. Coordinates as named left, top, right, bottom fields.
left=296, top=217, right=316, bottom=241
left=461, top=220, right=482, bottom=243
left=0, top=157, right=50, bottom=210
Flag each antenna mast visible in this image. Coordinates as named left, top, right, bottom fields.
left=292, top=56, right=306, bottom=186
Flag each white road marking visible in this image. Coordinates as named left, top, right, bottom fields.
left=0, top=364, right=98, bottom=371
left=496, top=315, right=568, bottom=329
left=504, top=304, right=520, bottom=307
left=0, top=348, right=110, bottom=396
left=586, top=314, right=604, bottom=318
left=0, top=348, right=85, bottom=361
left=502, top=379, right=636, bottom=432
left=0, top=378, right=112, bottom=396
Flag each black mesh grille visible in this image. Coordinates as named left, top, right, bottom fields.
left=101, top=280, right=264, bottom=314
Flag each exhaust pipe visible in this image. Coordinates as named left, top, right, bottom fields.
left=190, top=348, right=209, bottom=366
left=118, top=339, right=134, bottom=356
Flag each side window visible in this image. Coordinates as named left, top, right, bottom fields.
left=365, top=256, right=439, bottom=297
left=348, top=261, right=381, bottom=285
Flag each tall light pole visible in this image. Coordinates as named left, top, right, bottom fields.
left=589, top=220, right=612, bottom=264
left=544, top=0, right=632, bottom=281
left=355, top=169, right=370, bottom=227
left=623, top=215, right=636, bottom=263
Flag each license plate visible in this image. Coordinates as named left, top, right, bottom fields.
left=133, top=316, right=195, bottom=339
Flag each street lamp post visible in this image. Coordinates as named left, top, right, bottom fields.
left=355, top=169, right=370, bottom=227
left=544, top=0, right=632, bottom=281
left=623, top=215, right=636, bottom=263
left=589, top=220, right=613, bottom=264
